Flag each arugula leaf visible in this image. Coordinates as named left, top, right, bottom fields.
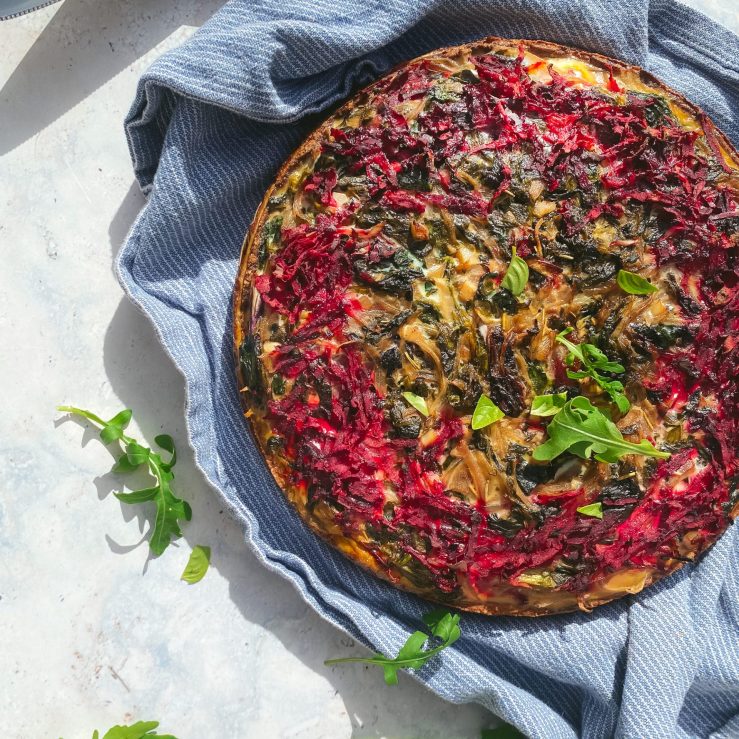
left=617, top=269, right=658, bottom=295
left=402, top=391, right=429, bottom=417
left=481, top=725, right=527, bottom=739
left=422, top=608, right=458, bottom=639
left=556, top=330, right=630, bottom=414
left=100, top=409, right=133, bottom=444
left=501, top=247, right=529, bottom=296
left=532, top=396, right=670, bottom=463
left=92, top=721, right=177, bottom=739
left=472, top=394, right=505, bottom=429
left=577, top=502, right=603, bottom=519
left=530, top=392, right=567, bottom=417
left=181, top=545, right=211, bottom=584
left=325, top=610, right=461, bottom=685
left=57, top=406, right=192, bottom=556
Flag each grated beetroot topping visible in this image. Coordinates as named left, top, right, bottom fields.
left=252, top=47, right=738, bottom=598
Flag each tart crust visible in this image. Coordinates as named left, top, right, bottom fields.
left=233, top=37, right=739, bottom=615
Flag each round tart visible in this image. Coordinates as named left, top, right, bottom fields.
left=234, top=37, right=739, bottom=615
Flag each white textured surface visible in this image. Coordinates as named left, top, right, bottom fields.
left=0, top=3, right=492, bottom=737
left=0, top=2, right=736, bottom=738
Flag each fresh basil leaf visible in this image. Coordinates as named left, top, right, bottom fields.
left=533, top=396, right=670, bottom=463
left=472, top=395, right=505, bottom=429
left=500, top=247, right=529, bottom=296
left=58, top=405, right=191, bottom=556
left=181, top=545, right=211, bottom=584
left=577, top=502, right=603, bottom=519
left=402, top=391, right=429, bottom=417
left=617, top=269, right=658, bottom=295
left=530, top=392, right=567, bottom=416
left=325, top=609, right=460, bottom=686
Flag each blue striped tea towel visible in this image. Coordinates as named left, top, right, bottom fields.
left=118, top=1, right=739, bottom=736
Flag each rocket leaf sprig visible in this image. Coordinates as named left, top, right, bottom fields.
left=325, top=610, right=461, bottom=685
left=556, top=329, right=630, bottom=414
left=57, top=406, right=191, bottom=556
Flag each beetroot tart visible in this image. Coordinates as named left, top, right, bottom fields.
left=233, top=37, right=739, bottom=615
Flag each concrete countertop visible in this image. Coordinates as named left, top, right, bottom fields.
left=0, top=2, right=735, bottom=737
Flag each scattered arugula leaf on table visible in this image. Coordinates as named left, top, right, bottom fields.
left=472, top=394, right=505, bottom=429
left=556, top=329, right=630, bottom=414
left=532, top=396, right=670, bottom=463
left=501, top=247, right=529, bottom=296
left=325, top=609, right=461, bottom=685
left=617, top=269, right=658, bottom=295
left=57, top=405, right=191, bottom=556
left=89, top=721, right=177, bottom=739
left=181, top=545, right=211, bottom=584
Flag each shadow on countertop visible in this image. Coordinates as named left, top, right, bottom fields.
left=0, top=0, right=223, bottom=156
left=99, top=184, right=494, bottom=738
left=99, top=296, right=493, bottom=739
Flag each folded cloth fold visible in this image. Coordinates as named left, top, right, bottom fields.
left=118, top=2, right=739, bottom=737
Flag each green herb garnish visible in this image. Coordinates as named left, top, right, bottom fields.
left=181, top=545, right=211, bottom=584
left=532, top=396, right=670, bottom=463
left=57, top=406, right=191, bottom=556
left=500, top=247, right=529, bottom=296
left=325, top=609, right=461, bottom=686
left=402, top=391, right=429, bottom=417
left=617, top=269, right=658, bottom=295
left=472, top=394, right=505, bottom=429
left=89, top=721, right=177, bottom=739
left=556, top=329, right=630, bottom=414
left=530, top=392, right=568, bottom=417
left=577, top=502, right=603, bottom=519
